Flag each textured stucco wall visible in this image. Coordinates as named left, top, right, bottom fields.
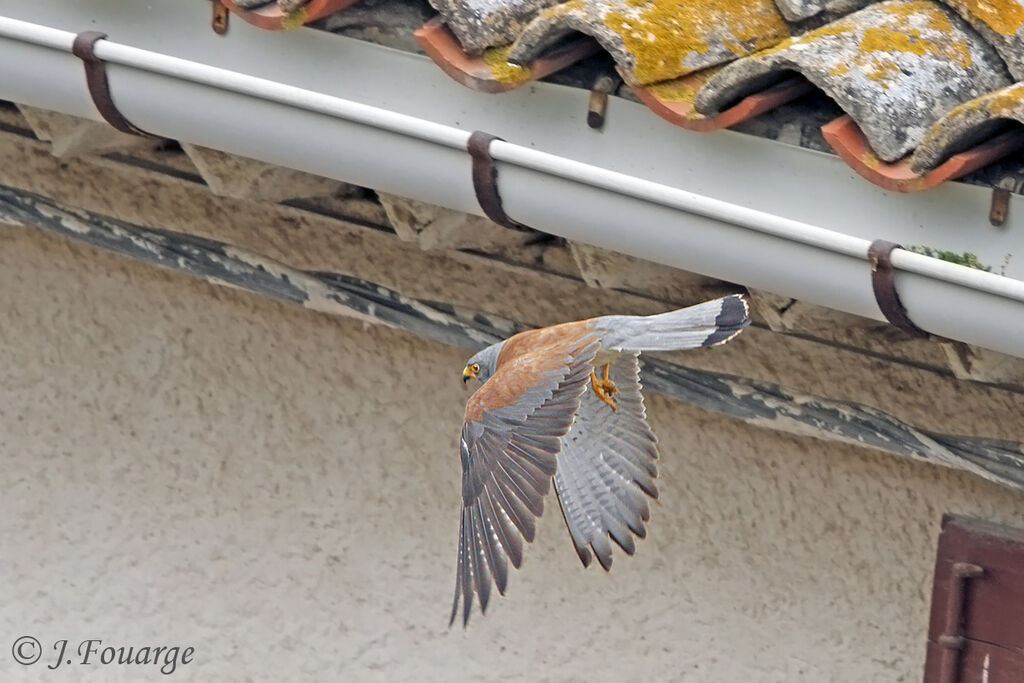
left=2, top=225, right=1023, bottom=682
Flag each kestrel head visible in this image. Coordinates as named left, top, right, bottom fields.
left=462, top=341, right=504, bottom=384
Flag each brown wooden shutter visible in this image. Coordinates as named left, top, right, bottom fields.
left=923, top=515, right=1024, bottom=683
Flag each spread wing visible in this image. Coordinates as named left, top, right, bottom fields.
left=553, top=352, right=659, bottom=570
left=451, top=335, right=599, bottom=626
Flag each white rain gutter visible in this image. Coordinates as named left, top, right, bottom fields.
left=1, top=12, right=1024, bottom=356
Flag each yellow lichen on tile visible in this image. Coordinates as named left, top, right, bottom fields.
left=532, top=0, right=585, bottom=23
left=957, top=0, right=1024, bottom=35
left=865, top=59, right=900, bottom=86
left=645, top=74, right=707, bottom=104
left=831, top=61, right=851, bottom=77
left=483, top=45, right=531, bottom=85
left=880, top=0, right=952, bottom=31
left=644, top=65, right=722, bottom=105
left=604, top=0, right=788, bottom=85
left=858, top=25, right=971, bottom=69
left=754, top=22, right=852, bottom=60
left=280, top=7, right=309, bottom=30
left=860, top=150, right=882, bottom=168
left=931, top=83, right=1024, bottom=127
left=984, top=84, right=1024, bottom=115
left=857, top=3, right=972, bottom=70
left=859, top=26, right=932, bottom=57
left=645, top=77, right=700, bottom=103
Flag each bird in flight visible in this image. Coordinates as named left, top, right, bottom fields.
left=451, top=294, right=749, bottom=625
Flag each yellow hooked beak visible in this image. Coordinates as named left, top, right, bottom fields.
left=462, top=366, right=477, bottom=384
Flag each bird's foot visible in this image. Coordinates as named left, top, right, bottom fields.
left=590, top=365, right=618, bottom=412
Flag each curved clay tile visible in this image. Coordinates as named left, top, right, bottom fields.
left=912, top=83, right=1024, bottom=171
left=937, top=0, right=1024, bottom=79
left=774, top=0, right=874, bottom=22
left=628, top=69, right=815, bottom=131
left=414, top=17, right=601, bottom=92
left=505, top=0, right=790, bottom=86
left=821, top=114, right=1024, bottom=190
left=696, top=0, right=1011, bottom=162
left=428, top=0, right=565, bottom=54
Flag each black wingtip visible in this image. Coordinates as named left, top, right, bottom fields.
left=610, top=532, right=637, bottom=556
left=703, top=294, right=750, bottom=347
left=448, top=584, right=463, bottom=629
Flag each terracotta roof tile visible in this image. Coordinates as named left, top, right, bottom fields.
left=913, top=82, right=1024, bottom=171
left=428, top=0, right=563, bottom=54
left=506, top=0, right=790, bottom=86
left=219, top=0, right=1024, bottom=192
left=938, top=0, right=1024, bottom=79
left=697, top=0, right=1011, bottom=162
left=414, top=16, right=601, bottom=92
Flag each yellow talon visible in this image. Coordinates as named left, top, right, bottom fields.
left=590, top=365, right=618, bottom=412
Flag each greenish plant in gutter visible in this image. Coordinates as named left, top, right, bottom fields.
left=906, top=246, right=992, bottom=272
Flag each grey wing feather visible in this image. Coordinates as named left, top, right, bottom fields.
left=451, top=340, right=599, bottom=627
left=553, top=352, right=659, bottom=571
left=597, top=294, right=749, bottom=352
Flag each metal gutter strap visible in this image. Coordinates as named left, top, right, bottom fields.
left=869, top=239, right=929, bottom=338
left=71, top=31, right=155, bottom=138
left=467, top=131, right=531, bottom=231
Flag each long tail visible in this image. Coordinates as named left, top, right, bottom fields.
left=600, top=294, right=749, bottom=352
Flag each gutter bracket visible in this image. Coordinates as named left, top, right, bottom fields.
left=212, top=1, right=230, bottom=36
left=869, top=239, right=930, bottom=338
left=72, top=31, right=157, bottom=138
left=587, top=74, right=618, bottom=130
left=989, top=180, right=1012, bottom=226
left=467, top=131, right=531, bottom=232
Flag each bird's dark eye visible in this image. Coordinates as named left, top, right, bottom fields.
left=471, top=364, right=481, bottom=373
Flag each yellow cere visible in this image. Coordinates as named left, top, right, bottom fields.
left=483, top=45, right=531, bottom=84
left=603, top=0, right=788, bottom=85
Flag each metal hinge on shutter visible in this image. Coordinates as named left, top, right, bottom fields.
left=934, top=561, right=985, bottom=683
